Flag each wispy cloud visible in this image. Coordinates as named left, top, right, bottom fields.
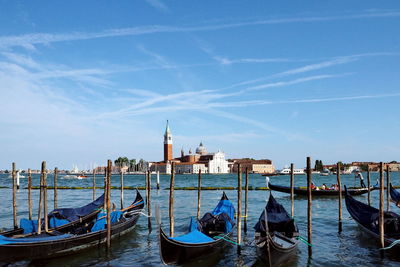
left=1, top=11, right=400, bottom=49
left=245, top=73, right=351, bottom=92
left=220, top=57, right=357, bottom=90
left=213, top=56, right=303, bottom=65
left=145, top=0, right=170, bottom=13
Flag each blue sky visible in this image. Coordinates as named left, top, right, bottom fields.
left=1, top=1, right=400, bottom=170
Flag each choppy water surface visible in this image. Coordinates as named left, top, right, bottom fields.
left=1, top=172, right=400, bottom=266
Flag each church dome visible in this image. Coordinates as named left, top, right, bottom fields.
left=196, top=142, right=207, bottom=155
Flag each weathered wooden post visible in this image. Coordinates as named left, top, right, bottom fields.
left=307, top=157, right=313, bottom=257
left=290, top=163, right=295, bottom=218
left=244, top=167, right=249, bottom=234
left=147, top=170, right=152, bottom=231
left=54, top=167, right=58, bottom=209
left=367, top=165, right=371, bottom=206
left=386, top=164, right=390, bottom=211
left=157, top=171, right=160, bottom=190
left=103, top=168, right=107, bottom=210
left=169, top=163, right=175, bottom=237
left=106, top=160, right=112, bottom=249
left=337, top=162, right=343, bottom=233
left=237, top=163, right=242, bottom=253
left=37, top=163, right=44, bottom=234
left=28, top=168, right=32, bottom=220
left=43, top=162, right=48, bottom=232
left=197, top=169, right=202, bottom=220
left=120, top=169, right=124, bottom=209
left=93, top=169, right=96, bottom=200
left=12, top=162, right=18, bottom=229
left=379, top=162, right=385, bottom=256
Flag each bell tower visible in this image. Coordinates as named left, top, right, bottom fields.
left=164, top=120, right=173, bottom=162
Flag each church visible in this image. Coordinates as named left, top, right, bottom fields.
left=150, top=121, right=230, bottom=174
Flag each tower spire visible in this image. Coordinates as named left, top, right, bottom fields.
left=164, top=120, right=173, bottom=161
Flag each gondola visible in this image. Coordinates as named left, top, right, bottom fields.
left=0, top=190, right=144, bottom=263
left=345, top=187, right=400, bottom=248
left=268, top=183, right=375, bottom=196
left=254, top=193, right=299, bottom=265
left=159, top=192, right=235, bottom=265
left=389, top=183, right=400, bottom=207
left=1, top=193, right=105, bottom=237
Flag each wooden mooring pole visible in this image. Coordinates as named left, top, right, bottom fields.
left=93, top=169, right=96, bottom=200
left=290, top=163, right=295, bottom=218
left=244, top=167, right=249, bottom=234
left=12, top=162, right=18, bottom=229
left=237, top=163, right=242, bottom=254
left=367, top=165, right=371, bottom=206
left=103, top=169, right=107, bottom=210
left=120, top=170, right=124, bottom=209
left=169, top=163, right=175, bottom=237
left=28, top=168, right=32, bottom=220
left=156, top=171, right=160, bottom=190
left=106, top=160, right=112, bottom=249
left=337, top=162, right=342, bottom=233
left=307, top=157, right=313, bottom=257
left=54, top=167, right=58, bottom=209
left=37, top=162, right=44, bottom=234
left=43, top=162, right=48, bottom=232
left=386, top=164, right=390, bottom=211
left=147, top=170, right=152, bottom=231
left=197, top=169, right=202, bottom=220
left=379, top=162, right=385, bottom=256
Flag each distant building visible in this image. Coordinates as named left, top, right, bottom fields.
left=151, top=122, right=229, bottom=174
left=230, top=159, right=275, bottom=174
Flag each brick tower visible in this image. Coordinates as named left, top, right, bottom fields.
left=164, top=120, right=173, bottom=162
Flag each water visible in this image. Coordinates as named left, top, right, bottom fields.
left=1, top=172, right=400, bottom=266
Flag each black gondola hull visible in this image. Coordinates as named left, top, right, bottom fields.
left=344, top=189, right=400, bottom=249
left=159, top=226, right=231, bottom=265
left=0, top=215, right=140, bottom=262
left=1, top=194, right=105, bottom=238
left=269, top=183, right=373, bottom=196
left=256, top=235, right=298, bottom=266
left=0, top=191, right=144, bottom=263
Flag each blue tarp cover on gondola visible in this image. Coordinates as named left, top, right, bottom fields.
left=51, top=193, right=105, bottom=222
left=254, top=193, right=298, bottom=235
left=90, top=211, right=123, bottom=232
left=0, top=234, right=73, bottom=245
left=20, top=217, right=70, bottom=234
left=390, top=183, right=400, bottom=204
left=212, top=199, right=235, bottom=219
left=171, top=229, right=214, bottom=243
left=169, top=193, right=235, bottom=244
left=18, top=194, right=105, bottom=234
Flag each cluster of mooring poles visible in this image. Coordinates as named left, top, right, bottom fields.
left=6, top=157, right=394, bottom=260
left=7, top=159, right=133, bottom=251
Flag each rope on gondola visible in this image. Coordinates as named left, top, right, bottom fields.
left=379, top=239, right=400, bottom=250
left=213, top=235, right=243, bottom=246
left=297, top=236, right=313, bottom=247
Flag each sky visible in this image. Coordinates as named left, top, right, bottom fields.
left=1, top=1, right=400, bottom=170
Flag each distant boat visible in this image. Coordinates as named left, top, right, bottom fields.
left=8, top=174, right=25, bottom=178
left=62, top=175, right=79, bottom=179
left=319, top=169, right=330, bottom=176
left=268, top=183, right=375, bottom=196
left=278, top=168, right=305, bottom=175
left=77, top=175, right=88, bottom=179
